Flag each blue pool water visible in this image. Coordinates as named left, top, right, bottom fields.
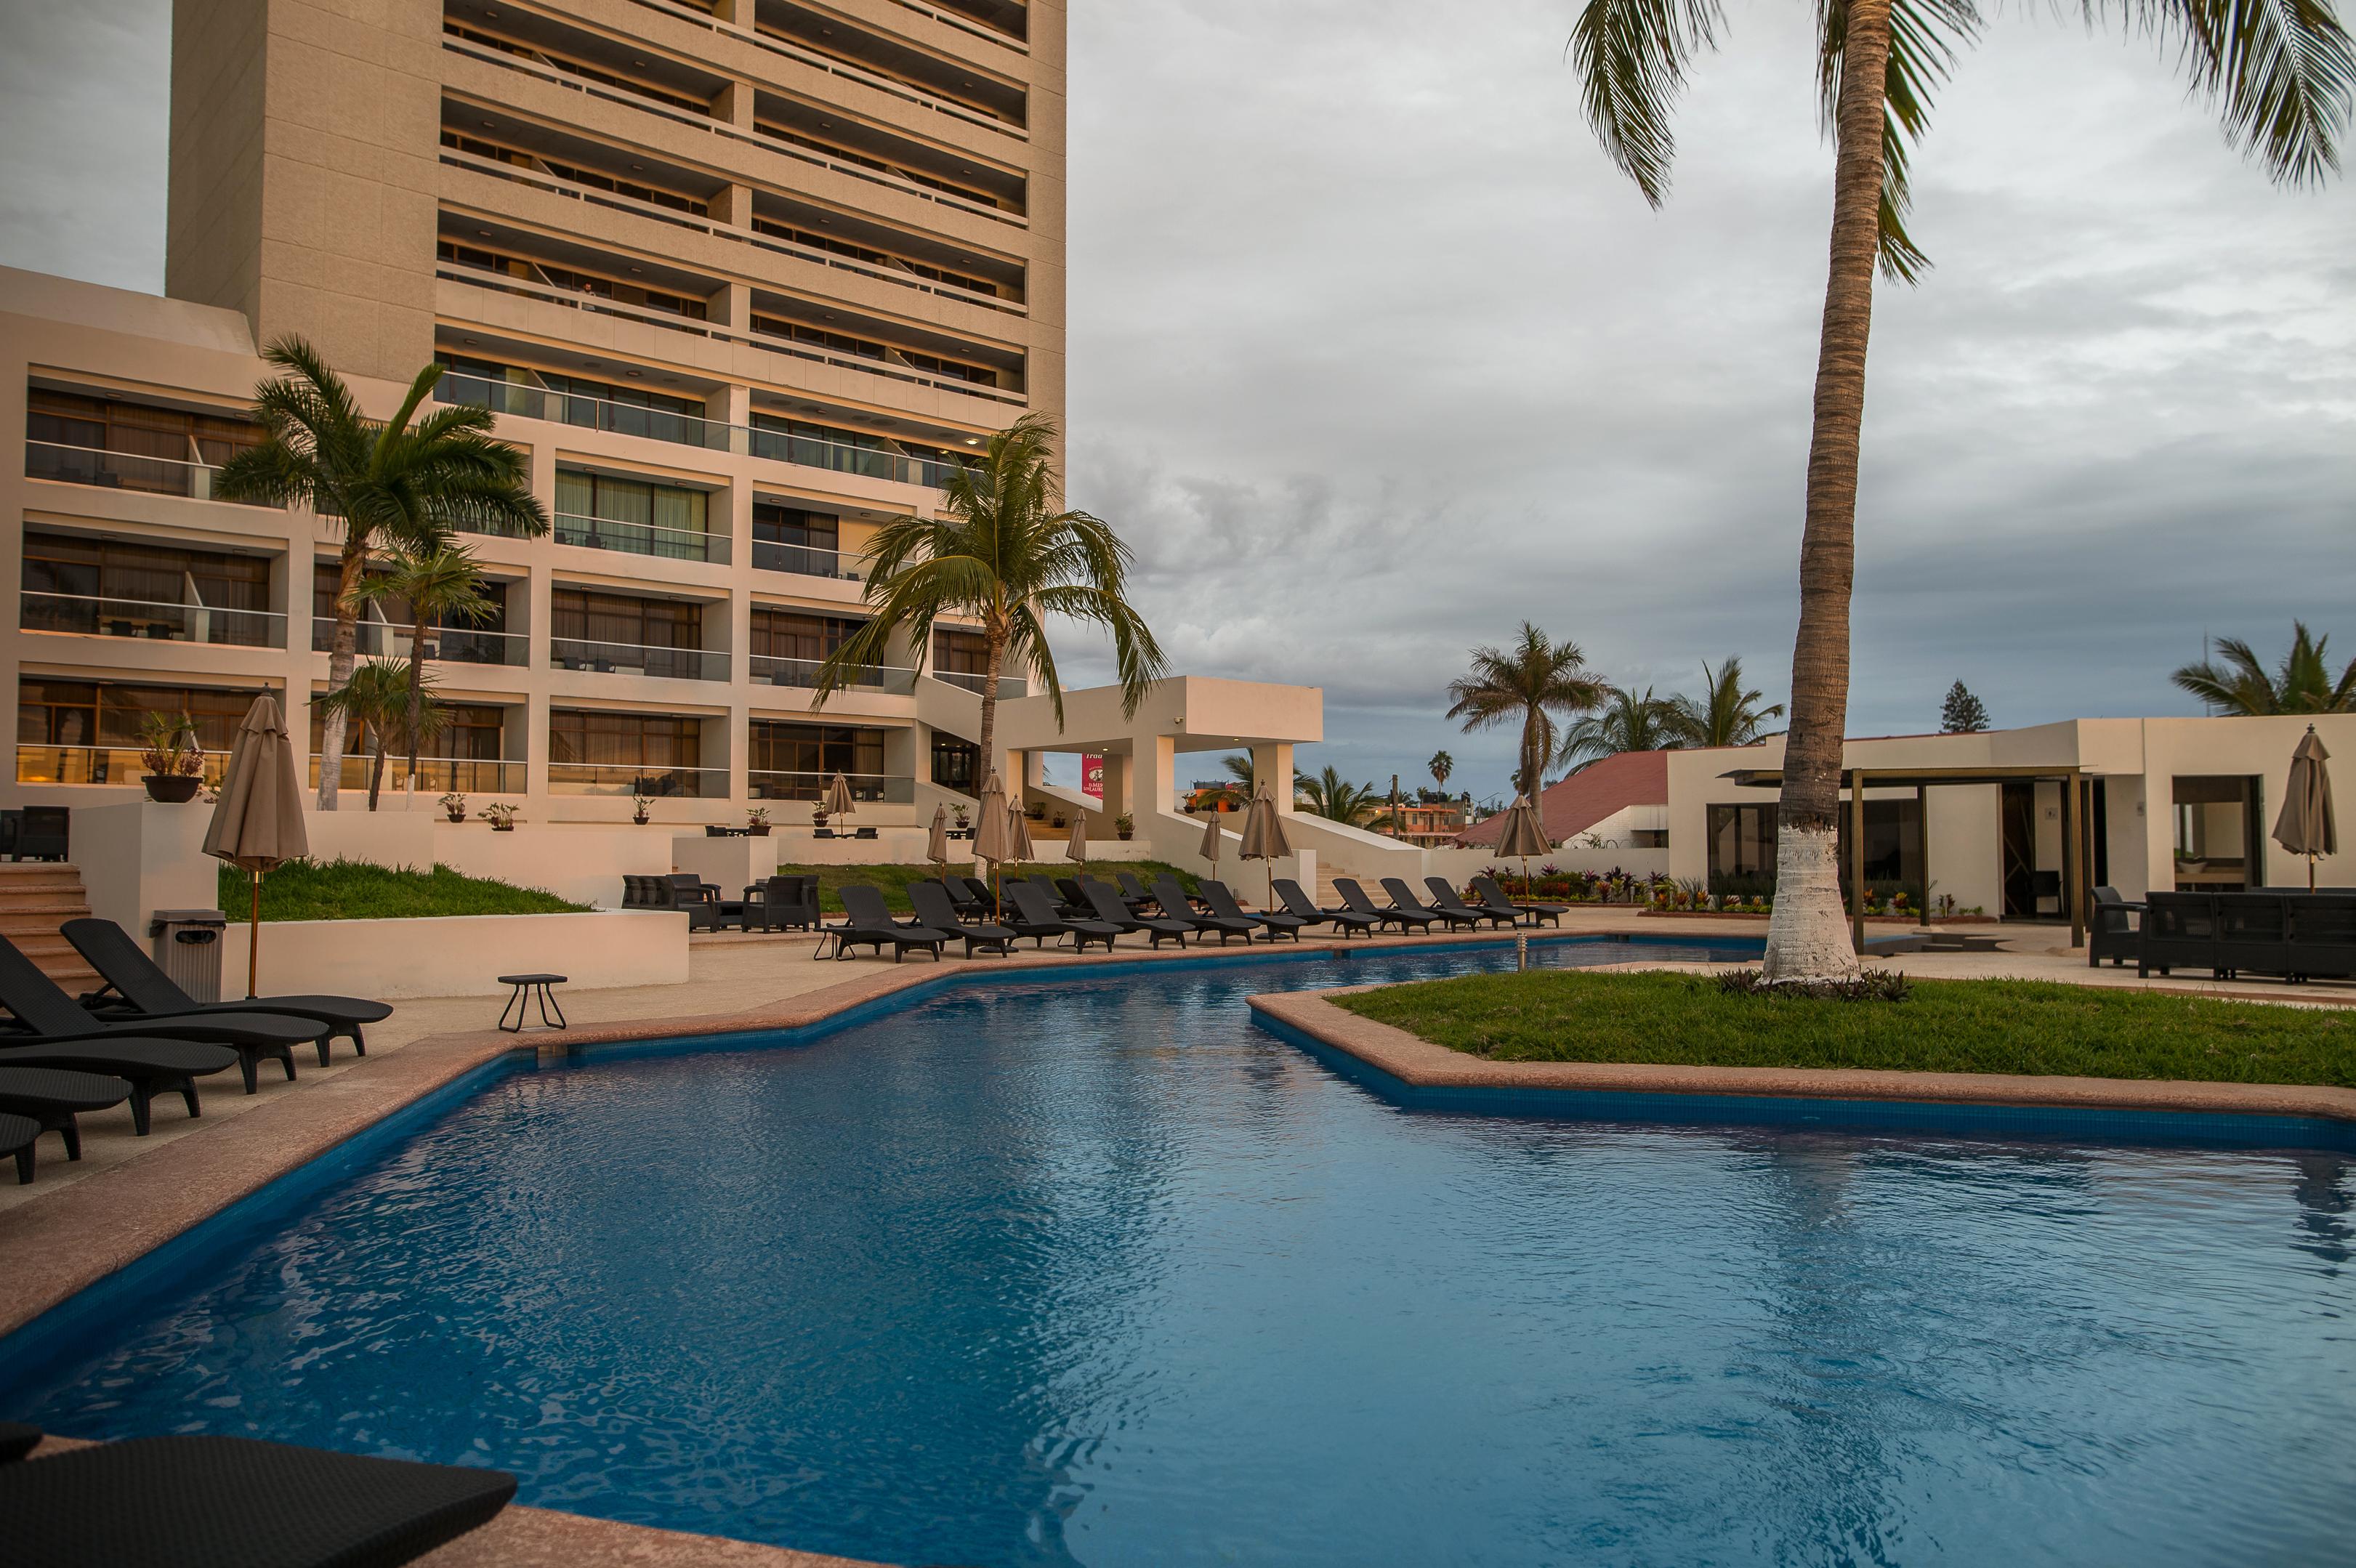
left=7, top=938, right=2355, bottom=1566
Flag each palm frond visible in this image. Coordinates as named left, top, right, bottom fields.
left=1569, top=0, right=1729, bottom=204
left=1819, top=0, right=1983, bottom=281
left=2119, top=0, right=2355, bottom=185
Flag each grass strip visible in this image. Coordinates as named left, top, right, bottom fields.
left=782, top=860, right=1198, bottom=913
left=222, top=857, right=589, bottom=921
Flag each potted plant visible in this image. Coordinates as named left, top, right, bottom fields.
left=746, top=807, right=772, bottom=837
left=632, top=793, right=652, bottom=825
left=1114, top=812, right=1134, bottom=841
left=1052, top=811, right=1067, bottom=830
left=953, top=803, right=970, bottom=828
left=479, top=802, right=520, bottom=832
left=440, top=791, right=468, bottom=824
left=1026, top=801, right=1046, bottom=821
left=137, top=712, right=204, bottom=802
left=811, top=801, right=830, bottom=831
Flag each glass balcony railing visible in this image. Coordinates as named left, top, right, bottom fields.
left=312, top=618, right=528, bottom=666
left=746, top=425, right=957, bottom=488
left=309, top=755, right=527, bottom=793
left=23, top=591, right=284, bottom=648
left=930, top=671, right=1028, bottom=698
left=751, top=539, right=863, bottom=581
left=17, top=744, right=230, bottom=787
left=748, top=770, right=915, bottom=804
left=24, top=440, right=244, bottom=501
left=549, top=637, right=727, bottom=682
left=749, top=655, right=916, bottom=695
left=547, top=761, right=727, bottom=798
left=554, top=511, right=729, bottom=565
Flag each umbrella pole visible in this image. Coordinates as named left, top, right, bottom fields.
left=247, top=868, right=261, bottom=999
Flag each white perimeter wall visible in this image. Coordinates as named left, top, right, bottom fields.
left=219, top=910, right=690, bottom=1000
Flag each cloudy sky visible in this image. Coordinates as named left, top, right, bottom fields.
left=4, top=1, right=2349, bottom=802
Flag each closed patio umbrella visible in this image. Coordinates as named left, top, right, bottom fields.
left=824, top=771, right=857, bottom=821
left=927, top=804, right=951, bottom=892
left=1492, top=796, right=1552, bottom=904
left=1065, top=809, right=1089, bottom=865
left=2272, top=725, right=2337, bottom=892
left=203, top=692, right=308, bottom=999
left=1198, top=807, right=1224, bottom=878
left=1006, top=798, right=1036, bottom=864
left=975, top=771, right=1009, bottom=902
left=1239, top=783, right=1294, bottom=909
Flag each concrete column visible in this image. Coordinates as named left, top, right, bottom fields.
left=709, top=0, right=754, bottom=28
left=709, top=182, right=755, bottom=231
left=1150, top=735, right=1177, bottom=816
left=712, top=81, right=757, bottom=130
left=1249, top=743, right=1295, bottom=812
left=706, top=281, right=754, bottom=331
left=525, top=437, right=557, bottom=804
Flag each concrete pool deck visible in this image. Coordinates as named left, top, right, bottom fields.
left=4, top=909, right=2352, bottom=1564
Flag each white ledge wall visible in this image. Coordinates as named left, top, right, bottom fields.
left=219, top=910, right=690, bottom=1000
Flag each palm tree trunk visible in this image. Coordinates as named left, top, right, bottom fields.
left=975, top=623, right=1008, bottom=796
left=1761, top=0, right=1893, bottom=982
left=317, top=549, right=366, bottom=810
left=405, top=613, right=429, bottom=796
left=367, top=727, right=386, bottom=812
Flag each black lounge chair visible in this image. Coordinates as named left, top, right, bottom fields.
left=64, top=918, right=392, bottom=1065
left=1425, top=877, right=1520, bottom=929
left=946, top=876, right=993, bottom=918
left=1116, top=871, right=1163, bottom=912
left=909, top=881, right=1018, bottom=957
left=1335, top=878, right=1435, bottom=933
left=1273, top=878, right=1375, bottom=938
left=0, top=1038, right=235, bottom=1135
left=1005, top=879, right=1121, bottom=953
left=0, top=1066, right=130, bottom=1171
left=1201, top=878, right=1304, bottom=942
left=1081, top=881, right=1192, bottom=949
left=0, top=1112, right=39, bottom=1185
left=1155, top=877, right=1256, bottom=944
left=0, top=935, right=316, bottom=1095
left=826, top=885, right=952, bottom=962
left=1471, top=874, right=1567, bottom=928
left=0, top=1431, right=515, bottom=1567
left=1381, top=877, right=1477, bottom=931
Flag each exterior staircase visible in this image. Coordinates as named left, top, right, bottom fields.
left=0, top=863, right=102, bottom=989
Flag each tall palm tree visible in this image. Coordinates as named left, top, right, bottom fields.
left=216, top=339, right=546, bottom=809
left=1557, top=685, right=1685, bottom=775
left=1429, top=750, right=1455, bottom=793
left=1445, top=623, right=1605, bottom=797
left=1665, top=658, right=1787, bottom=748
left=812, top=414, right=1166, bottom=780
left=2173, top=624, right=2356, bottom=714
left=1569, top=0, right=2349, bottom=979
left=315, top=660, right=439, bottom=812
left=1297, top=766, right=1384, bottom=826
left=357, top=541, right=497, bottom=796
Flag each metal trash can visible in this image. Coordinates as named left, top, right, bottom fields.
left=148, top=909, right=229, bottom=1004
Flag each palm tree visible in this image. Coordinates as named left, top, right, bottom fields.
left=1445, top=623, right=1605, bottom=797
left=315, top=660, right=439, bottom=812
left=1296, top=766, right=1385, bottom=826
left=1215, top=750, right=1303, bottom=808
left=1568, top=0, right=2349, bottom=979
left=2173, top=624, right=2356, bottom=715
left=1665, top=658, right=1786, bottom=748
left=216, top=339, right=546, bottom=809
left=812, top=414, right=1166, bottom=780
left=356, top=541, right=496, bottom=796
left=1429, top=750, right=1454, bottom=793
left=1557, top=685, right=1684, bottom=775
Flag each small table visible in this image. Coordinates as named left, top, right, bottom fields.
left=496, top=974, right=569, bottom=1032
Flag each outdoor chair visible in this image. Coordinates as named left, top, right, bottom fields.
left=1116, top=871, right=1163, bottom=911
left=0, top=934, right=317, bottom=1094
left=1334, top=878, right=1434, bottom=933
left=2086, top=886, right=2143, bottom=969
left=0, top=1113, right=39, bottom=1185
left=0, top=1431, right=516, bottom=1567
left=2287, top=895, right=2356, bottom=980
left=662, top=873, right=738, bottom=933
left=746, top=875, right=821, bottom=932
left=1154, top=877, right=1256, bottom=944
left=2214, top=893, right=2293, bottom=978
left=952, top=876, right=999, bottom=918
left=2138, top=892, right=2219, bottom=977
left=0, top=1065, right=132, bottom=1172
left=827, top=884, right=953, bottom=962
left=1004, top=879, right=1121, bottom=953
left=1425, top=877, right=1520, bottom=929
left=909, top=881, right=1018, bottom=958
left=1471, top=874, right=1566, bottom=927
left=1081, top=881, right=1193, bottom=948
left=0, top=1038, right=235, bottom=1136
left=65, top=918, right=392, bottom=1064
left=1274, top=878, right=1375, bottom=937
left=1201, top=878, right=1304, bottom=942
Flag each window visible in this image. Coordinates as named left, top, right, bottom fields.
left=436, top=238, right=710, bottom=319
left=26, top=533, right=267, bottom=612
left=549, top=710, right=703, bottom=769
left=933, top=629, right=990, bottom=676
left=552, top=589, right=702, bottom=650
left=750, top=722, right=884, bottom=778
left=17, top=679, right=265, bottom=751
left=314, top=702, right=507, bottom=760
left=312, top=563, right=505, bottom=631
left=1706, top=804, right=1777, bottom=897
left=554, top=470, right=710, bottom=542
left=752, top=502, right=838, bottom=552
left=438, top=129, right=711, bottom=216
left=750, top=609, right=863, bottom=662
left=932, top=735, right=981, bottom=793
left=2173, top=775, right=2261, bottom=890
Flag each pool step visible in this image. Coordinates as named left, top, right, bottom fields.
left=0, top=863, right=102, bottom=987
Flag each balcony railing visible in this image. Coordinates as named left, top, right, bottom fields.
left=746, top=424, right=958, bottom=488
left=930, top=671, right=1028, bottom=698
left=749, top=655, right=916, bottom=695
left=749, top=770, right=915, bottom=804
left=547, top=761, right=727, bottom=797
left=17, top=744, right=230, bottom=788
left=313, top=618, right=528, bottom=666
left=751, top=539, right=863, bottom=581
left=310, top=755, right=527, bottom=794
left=550, top=637, right=727, bottom=682
left=554, top=511, right=730, bottom=565
left=25, top=440, right=236, bottom=501
left=23, top=591, right=285, bottom=648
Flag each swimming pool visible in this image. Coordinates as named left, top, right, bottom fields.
left=6, top=937, right=2353, bottom=1565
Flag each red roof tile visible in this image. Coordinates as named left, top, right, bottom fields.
left=1453, top=750, right=1669, bottom=848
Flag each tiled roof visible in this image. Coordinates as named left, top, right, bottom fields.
left=1453, top=749, right=1670, bottom=848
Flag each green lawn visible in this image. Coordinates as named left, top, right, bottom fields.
left=1335, top=969, right=2356, bottom=1088
left=223, top=858, right=589, bottom=921
left=782, top=860, right=1199, bottom=913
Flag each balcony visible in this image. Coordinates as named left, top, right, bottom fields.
left=25, top=440, right=241, bottom=501
left=550, top=637, right=727, bottom=682
left=749, top=655, right=916, bottom=695
left=930, top=671, right=1028, bottom=698
left=749, top=770, right=915, bottom=804
left=554, top=511, right=730, bottom=566
left=751, top=540, right=863, bottom=581
left=17, top=744, right=229, bottom=788
left=24, top=591, right=285, bottom=649
left=547, top=761, right=727, bottom=797
left=313, top=618, right=528, bottom=667
left=310, top=755, right=527, bottom=794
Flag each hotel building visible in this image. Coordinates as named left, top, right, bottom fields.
left=2, top=0, right=1062, bottom=823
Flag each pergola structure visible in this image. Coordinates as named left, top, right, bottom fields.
left=1722, top=765, right=2102, bottom=952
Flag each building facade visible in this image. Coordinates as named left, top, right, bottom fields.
left=4, top=0, right=1062, bottom=823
